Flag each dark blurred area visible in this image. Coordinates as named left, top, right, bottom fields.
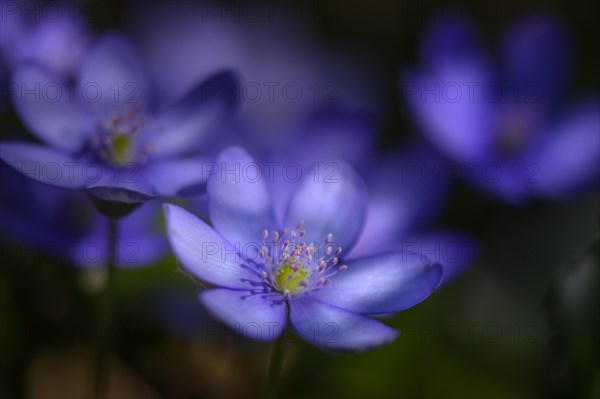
left=1, top=0, right=599, bottom=398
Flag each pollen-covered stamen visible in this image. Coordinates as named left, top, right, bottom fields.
left=258, top=225, right=349, bottom=297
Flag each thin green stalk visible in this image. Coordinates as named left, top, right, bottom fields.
left=93, top=218, right=118, bottom=399
left=265, top=331, right=286, bottom=399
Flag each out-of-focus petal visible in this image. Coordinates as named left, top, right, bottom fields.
left=20, top=6, right=91, bottom=76
left=265, top=108, right=378, bottom=225
left=0, top=141, right=89, bottom=188
left=350, top=143, right=450, bottom=257
left=402, top=65, right=496, bottom=163
left=530, top=99, right=600, bottom=198
left=405, top=16, right=497, bottom=163
left=151, top=70, right=238, bottom=157
left=293, top=107, right=379, bottom=173
left=405, top=229, right=478, bottom=284
left=144, top=158, right=210, bottom=197
left=78, top=34, right=149, bottom=117
left=11, top=64, right=92, bottom=152
left=501, top=14, right=572, bottom=101
left=419, top=16, right=484, bottom=68
left=208, top=147, right=277, bottom=254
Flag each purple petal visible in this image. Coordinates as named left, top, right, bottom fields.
left=501, top=14, right=572, bottom=100
left=19, top=6, right=91, bottom=77
left=78, top=34, right=149, bottom=117
left=163, top=203, right=262, bottom=289
left=309, top=252, right=442, bottom=315
left=293, top=107, right=379, bottom=173
left=207, top=147, right=277, bottom=253
left=199, top=288, right=286, bottom=341
left=284, top=161, right=367, bottom=253
left=263, top=154, right=298, bottom=226
left=404, top=16, right=497, bottom=164
left=349, top=143, right=450, bottom=257
left=0, top=141, right=89, bottom=188
left=11, top=64, right=92, bottom=152
left=288, top=295, right=398, bottom=351
left=144, top=158, right=210, bottom=197
left=419, top=16, right=484, bottom=68
left=402, top=65, right=496, bottom=163
left=86, top=174, right=155, bottom=204
left=405, top=230, right=478, bottom=285
left=530, top=99, right=600, bottom=198
left=151, top=70, right=238, bottom=157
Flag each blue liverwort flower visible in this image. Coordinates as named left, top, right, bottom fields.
left=0, top=164, right=167, bottom=269
left=164, top=147, right=443, bottom=351
left=0, top=1, right=91, bottom=77
left=0, top=1, right=91, bottom=114
left=403, top=14, right=599, bottom=203
left=0, top=33, right=237, bottom=205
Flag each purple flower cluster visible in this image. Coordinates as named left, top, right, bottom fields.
left=0, top=3, right=597, bottom=353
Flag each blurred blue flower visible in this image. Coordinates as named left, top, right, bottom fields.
left=0, top=0, right=92, bottom=77
left=132, top=1, right=381, bottom=154
left=164, top=147, right=443, bottom=351
left=403, top=14, right=599, bottom=203
left=349, top=141, right=478, bottom=283
left=0, top=164, right=167, bottom=269
left=0, top=33, right=238, bottom=204
left=0, top=1, right=92, bottom=115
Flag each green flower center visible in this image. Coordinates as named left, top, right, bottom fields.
left=259, top=223, right=348, bottom=299
left=109, top=133, right=132, bottom=165
left=274, top=263, right=309, bottom=294
left=92, top=104, right=153, bottom=167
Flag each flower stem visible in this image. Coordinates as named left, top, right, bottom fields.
left=93, top=218, right=118, bottom=399
left=265, top=332, right=286, bottom=399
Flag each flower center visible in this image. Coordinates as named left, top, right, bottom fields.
left=258, top=221, right=348, bottom=299
left=110, top=133, right=132, bottom=165
left=90, top=103, right=153, bottom=167
left=274, top=263, right=308, bottom=294
left=495, top=105, right=544, bottom=157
